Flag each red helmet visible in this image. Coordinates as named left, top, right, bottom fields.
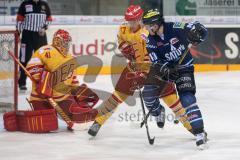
left=52, top=29, right=72, bottom=56
left=124, top=5, right=144, bottom=21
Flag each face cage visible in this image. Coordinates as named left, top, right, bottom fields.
left=53, top=37, right=71, bottom=55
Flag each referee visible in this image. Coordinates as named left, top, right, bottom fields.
left=16, top=0, right=52, bottom=91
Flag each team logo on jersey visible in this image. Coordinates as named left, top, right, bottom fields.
left=164, top=43, right=169, bottom=46
left=25, top=5, right=33, bottom=12
left=140, top=33, right=149, bottom=43
left=170, top=37, right=179, bottom=45
left=45, top=51, right=51, bottom=58
left=146, top=44, right=157, bottom=49
left=173, top=22, right=185, bottom=29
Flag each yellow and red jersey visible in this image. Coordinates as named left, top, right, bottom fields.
left=117, top=23, right=151, bottom=71
left=26, top=45, right=79, bottom=102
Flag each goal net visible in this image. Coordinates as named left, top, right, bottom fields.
left=0, top=31, right=18, bottom=112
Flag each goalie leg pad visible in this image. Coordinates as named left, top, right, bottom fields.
left=3, top=109, right=58, bottom=133
left=16, top=109, right=58, bottom=133
left=3, top=111, right=18, bottom=131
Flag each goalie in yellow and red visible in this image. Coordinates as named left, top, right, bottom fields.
left=3, top=29, right=99, bottom=133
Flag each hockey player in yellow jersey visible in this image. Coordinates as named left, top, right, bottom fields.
left=88, top=5, right=193, bottom=137
left=26, top=29, right=99, bottom=123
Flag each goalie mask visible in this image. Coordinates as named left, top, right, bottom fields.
left=52, top=29, right=72, bottom=56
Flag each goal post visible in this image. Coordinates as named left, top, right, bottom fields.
left=0, top=30, right=19, bottom=112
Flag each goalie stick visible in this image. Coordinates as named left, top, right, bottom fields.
left=5, top=45, right=74, bottom=131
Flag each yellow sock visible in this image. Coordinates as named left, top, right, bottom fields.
left=95, top=91, right=128, bottom=125
left=163, top=93, right=192, bottom=132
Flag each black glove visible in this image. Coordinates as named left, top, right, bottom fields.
left=152, top=62, right=179, bottom=82
left=187, top=22, right=207, bottom=46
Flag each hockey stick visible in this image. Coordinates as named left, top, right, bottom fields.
left=140, top=106, right=153, bottom=128
left=130, top=59, right=155, bottom=145
left=5, top=45, right=74, bottom=130
left=178, top=44, right=192, bottom=65
left=139, top=87, right=155, bottom=145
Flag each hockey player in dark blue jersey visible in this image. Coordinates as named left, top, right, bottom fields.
left=141, top=9, right=208, bottom=149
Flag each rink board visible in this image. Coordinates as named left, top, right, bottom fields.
left=1, top=25, right=240, bottom=74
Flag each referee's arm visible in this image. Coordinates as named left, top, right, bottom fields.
left=43, top=2, right=53, bottom=30
left=16, top=2, right=25, bottom=34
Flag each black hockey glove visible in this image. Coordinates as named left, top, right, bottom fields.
left=152, top=62, right=179, bottom=82
left=187, top=22, right=207, bottom=46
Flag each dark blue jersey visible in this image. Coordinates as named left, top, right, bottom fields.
left=145, top=21, right=206, bottom=72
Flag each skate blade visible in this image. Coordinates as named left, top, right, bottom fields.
left=197, top=143, right=209, bottom=150
left=88, top=136, right=96, bottom=140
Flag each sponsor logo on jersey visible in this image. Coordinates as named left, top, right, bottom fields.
left=146, top=44, right=157, bottom=49
left=170, top=37, right=179, bottom=45
left=28, top=58, right=41, bottom=64
left=173, top=22, right=185, bottom=29
left=165, top=44, right=185, bottom=61
left=25, top=5, right=33, bottom=12
left=140, top=33, right=149, bottom=43
left=45, top=51, right=51, bottom=58
left=39, top=48, right=45, bottom=54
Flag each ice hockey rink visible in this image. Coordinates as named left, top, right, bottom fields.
left=1, top=71, right=240, bottom=160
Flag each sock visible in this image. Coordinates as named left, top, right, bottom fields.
left=163, top=93, right=193, bottom=133
left=95, top=91, right=128, bottom=125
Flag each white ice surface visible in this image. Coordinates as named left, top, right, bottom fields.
left=1, top=72, right=240, bottom=160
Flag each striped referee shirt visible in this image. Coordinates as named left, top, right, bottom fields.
left=16, top=0, right=52, bottom=32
